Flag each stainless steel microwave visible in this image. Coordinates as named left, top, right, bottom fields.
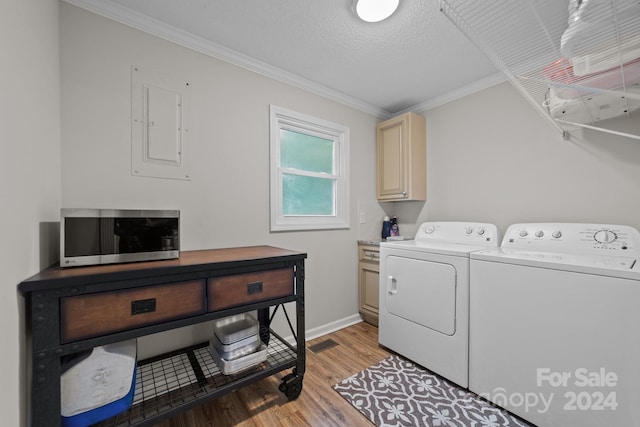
left=60, top=208, right=180, bottom=267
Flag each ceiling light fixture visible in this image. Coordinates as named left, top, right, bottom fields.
left=355, top=0, right=400, bottom=23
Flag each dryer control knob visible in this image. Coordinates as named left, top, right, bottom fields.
left=535, top=230, right=544, bottom=238
left=477, top=227, right=485, bottom=236
left=552, top=231, right=562, bottom=239
left=519, top=230, right=528, bottom=237
left=594, top=229, right=617, bottom=244
left=465, top=227, right=473, bottom=234
left=424, top=225, right=435, bottom=234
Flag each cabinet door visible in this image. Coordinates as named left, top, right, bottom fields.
left=376, top=112, right=426, bottom=201
left=358, top=245, right=380, bottom=325
left=377, top=115, right=406, bottom=200
left=359, top=263, right=379, bottom=325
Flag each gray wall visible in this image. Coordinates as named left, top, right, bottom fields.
left=60, top=4, right=384, bottom=358
left=3, top=0, right=61, bottom=425
left=393, top=83, right=640, bottom=237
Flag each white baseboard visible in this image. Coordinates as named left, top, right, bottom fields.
left=305, top=314, right=364, bottom=341
left=281, top=314, right=364, bottom=345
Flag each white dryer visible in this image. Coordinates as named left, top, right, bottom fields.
left=469, top=223, right=640, bottom=427
left=379, top=222, right=499, bottom=387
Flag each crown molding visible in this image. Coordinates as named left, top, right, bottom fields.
left=398, top=72, right=506, bottom=116
left=62, top=0, right=392, bottom=119
left=62, top=0, right=504, bottom=120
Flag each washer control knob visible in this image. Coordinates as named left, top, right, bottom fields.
left=535, top=230, right=544, bottom=238
left=465, top=227, right=473, bottom=234
left=477, top=227, right=485, bottom=236
left=424, top=225, right=435, bottom=234
left=519, top=230, right=528, bottom=237
left=552, top=231, right=562, bottom=239
left=594, top=229, right=617, bottom=244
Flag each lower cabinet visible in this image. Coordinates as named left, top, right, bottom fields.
left=358, top=243, right=380, bottom=326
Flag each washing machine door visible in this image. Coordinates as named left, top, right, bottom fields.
left=384, top=255, right=457, bottom=335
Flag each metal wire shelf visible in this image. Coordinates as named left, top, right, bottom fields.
left=94, top=332, right=297, bottom=427
left=439, top=0, right=640, bottom=141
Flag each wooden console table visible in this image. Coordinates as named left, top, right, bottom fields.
left=19, top=246, right=307, bottom=427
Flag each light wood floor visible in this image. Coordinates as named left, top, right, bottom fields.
left=153, top=321, right=390, bottom=427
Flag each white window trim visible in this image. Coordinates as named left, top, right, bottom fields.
left=270, top=105, right=350, bottom=231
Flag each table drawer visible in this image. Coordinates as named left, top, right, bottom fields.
left=207, top=268, right=294, bottom=311
left=61, top=280, right=206, bottom=343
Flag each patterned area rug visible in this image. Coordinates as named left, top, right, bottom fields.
left=334, top=355, right=534, bottom=427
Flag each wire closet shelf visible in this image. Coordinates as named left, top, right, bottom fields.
left=439, top=0, right=640, bottom=141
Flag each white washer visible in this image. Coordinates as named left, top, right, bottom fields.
left=470, top=223, right=640, bottom=427
left=379, top=221, right=499, bottom=387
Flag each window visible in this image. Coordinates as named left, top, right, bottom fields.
left=270, top=105, right=350, bottom=231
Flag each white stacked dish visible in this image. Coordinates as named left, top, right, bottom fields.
left=209, top=313, right=267, bottom=375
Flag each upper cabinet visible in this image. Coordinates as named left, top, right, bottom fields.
left=376, top=112, right=426, bottom=201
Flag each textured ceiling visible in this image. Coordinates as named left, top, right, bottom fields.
left=66, top=0, right=503, bottom=117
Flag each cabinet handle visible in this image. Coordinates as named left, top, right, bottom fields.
left=363, top=250, right=379, bottom=260
left=131, top=298, right=156, bottom=315
left=247, top=281, right=263, bottom=295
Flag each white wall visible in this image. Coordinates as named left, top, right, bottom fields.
left=392, top=82, right=640, bottom=237
left=2, top=0, right=61, bottom=426
left=60, top=4, right=384, bottom=357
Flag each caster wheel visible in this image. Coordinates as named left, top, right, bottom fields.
left=279, top=372, right=304, bottom=400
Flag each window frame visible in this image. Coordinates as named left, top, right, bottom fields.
left=269, top=105, right=350, bottom=231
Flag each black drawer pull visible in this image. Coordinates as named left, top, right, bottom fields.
left=247, top=281, right=263, bottom=295
left=131, top=298, right=156, bottom=315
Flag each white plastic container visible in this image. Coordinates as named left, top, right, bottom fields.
left=61, top=339, right=137, bottom=427
left=543, top=57, right=640, bottom=100
left=561, top=0, right=640, bottom=59
left=210, top=343, right=268, bottom=375
left=209, top=313, right=267, bottom=374
left=544, top=83, right=640, bottom=123
left=212, top=313, right=259, bottom=344
left=572, top=34, right=640, bottom=76
left=210, top=332, right=260, bottom=360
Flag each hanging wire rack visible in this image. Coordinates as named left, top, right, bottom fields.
left=439, top=0, right=640, bottom=141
